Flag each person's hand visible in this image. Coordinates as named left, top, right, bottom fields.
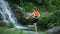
left=25, top=17, right=29, bottom=19
left=24, top=13, right=32, bottom=19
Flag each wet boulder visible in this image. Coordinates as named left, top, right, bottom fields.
left=0, top=13, right=6, bottom=27
left=47, top=27, right=60, bottom=34
left=0, top=13, right=2, bottom=21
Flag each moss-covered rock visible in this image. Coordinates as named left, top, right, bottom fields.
left=0, top=13, right=2, bottom=21
left=0, top=13, right=6, bottom=27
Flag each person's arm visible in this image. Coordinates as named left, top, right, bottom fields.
left=25, top=13, right=33, bottom=19
left=32, top=12, right=35, bottom=18
left=38, top=11, right=40, bottom=18
left=38, top=13, right=40, bottom=18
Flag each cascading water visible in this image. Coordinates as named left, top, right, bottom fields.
left=0, top=0, right=28, bottom=29
left=0, top=0, right=16, bottom=23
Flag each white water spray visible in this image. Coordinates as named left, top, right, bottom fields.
left=0, top=0, right=28, bottom=29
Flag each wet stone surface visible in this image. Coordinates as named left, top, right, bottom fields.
left=47, top=27, right=60, bottom=34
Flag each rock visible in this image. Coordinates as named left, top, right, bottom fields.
left=47, top=27, right=60, bottom=34
left=0, top=13, right=3, bottom=21
left=0, top=17, right=1, bottom=21
left=0, top=21, right=6, bottom=27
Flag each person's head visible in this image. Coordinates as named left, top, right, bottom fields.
left=33, top=7, right=37, bottom=11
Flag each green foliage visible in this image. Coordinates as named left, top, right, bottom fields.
left=6, top=22, right=14, bottom=28
left=3, top=21, right=14, bottom=28
left=37, top=10, right=60, bottom=30
left=7, top=0, right=60, bottom=12
left=0, top=27, right=25, bottom=34
left=6, top=0, right=21, bottom=5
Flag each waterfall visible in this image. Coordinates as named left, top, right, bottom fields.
left=0, top=0, right=17, bottom=23
left=0, top=0, right=28, bottom=29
